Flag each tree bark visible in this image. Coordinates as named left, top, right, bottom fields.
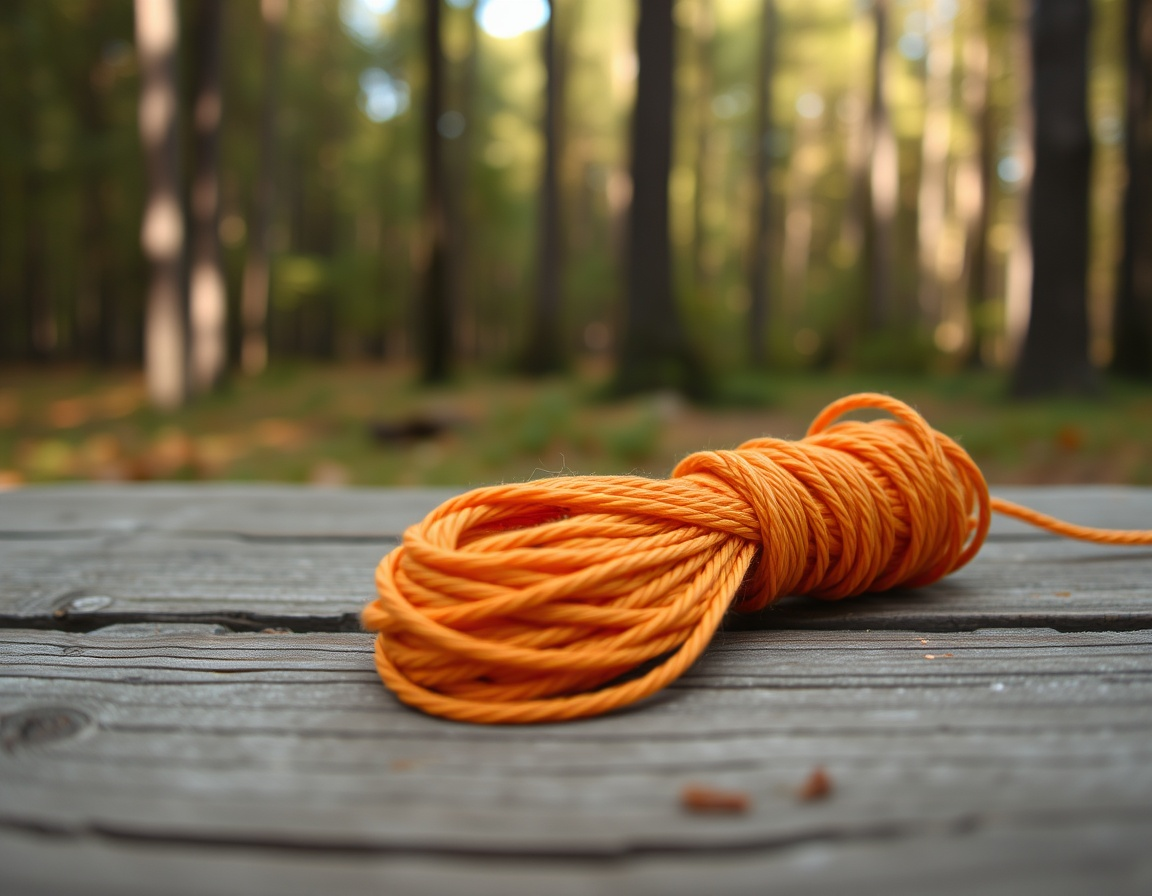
left=241, top=0, right=285, bottom=376
left=1112, top=0, right=1152, bottom=379
left=522, top=1, right=564, bottom=374
left=866, top=0, right=898, bottom=330
left=1010, top=0, right=1097, bottom=397
left=189, top=0, right=226, bottom=392
left=135, top=0, right=186, bottom=409
left=417, top=0, right=452, bottom=383
left=747, top=0, right=776, bottom=368
left=614, top=0, right=703, bottom=397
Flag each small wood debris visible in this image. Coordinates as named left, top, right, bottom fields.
left=680, top=784, right=751, bottom=814
left=1054, top=591, right=1071, bottom=597
left=259, top=627, right=291, bottom=634
left=368, top=414, right=462, bottom=445
left=797, top=766, right=833, bottom=802
left=919, top=639, right=929, bottom=645
left=923, top=653, right=953, bottom=659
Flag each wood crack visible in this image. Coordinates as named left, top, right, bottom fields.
left=1, top=806, right=1149, bottom=860
left=0, top=611, right=366, bottom=634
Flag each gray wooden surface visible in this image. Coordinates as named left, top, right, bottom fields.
left=2, top=484, right=1151, bottom=895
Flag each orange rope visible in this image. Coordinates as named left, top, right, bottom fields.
left=361, top=392, right=1152, bottom=724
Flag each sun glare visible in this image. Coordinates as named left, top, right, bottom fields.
left=477, top=0, right=549, bottom=40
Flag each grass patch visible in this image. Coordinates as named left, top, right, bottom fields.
left=1, top=363, right=1150, bottom=487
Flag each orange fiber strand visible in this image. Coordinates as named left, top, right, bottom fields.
left=361, top=393, right=1152, bottom=724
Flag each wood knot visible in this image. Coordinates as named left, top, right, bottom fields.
left=1, top=707, right=93, bottom=753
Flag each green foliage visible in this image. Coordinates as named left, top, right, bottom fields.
left=4, top=365, right=1152, bottom=489
left=849, top=329, right=939, bottom=375
left=598, top=407, right=663, bottom=467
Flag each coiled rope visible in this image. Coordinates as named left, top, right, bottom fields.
left=361, top=392, right=1152, bottom=724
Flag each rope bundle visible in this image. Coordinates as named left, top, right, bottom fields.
left=361, top=392, right=1152, bottom=724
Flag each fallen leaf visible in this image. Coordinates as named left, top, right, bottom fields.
left=680, top=784, right=750, bottom=814
left=797, top=766, right=832, bottom=802
left=47, top=398, right=90, bottom=429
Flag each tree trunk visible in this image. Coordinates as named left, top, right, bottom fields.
left=75, top=0, right=120, bottom=365
left=417, top=0, right=452, bottom=383
left=522, top=0, right=564, bottom=374
left=241, top=0, right=286, bottom=376
left=866, top=0, right=898, bottom=330
left=1010, top=0, right=1097, bottom=397
left=1004, top=0, right=1034, bottom=364
left=782, top=108, right=820, bottom=322
left=1112, top=0, right=1152, bottom=379
left=448, top=0, right=480, bottom=362
left=189, top=0, right=226, bottom=392
left=957, top=4, right=993, bottom=368
left=691, top=0, right=715, bottom=301
left=7, top=0, right=53, bottom=362
left=916, top=10, right=954, bottom=328
left=614, top=0, right=703, bottom=397
left=747, top=0, right=776, bottom=368
left=135, top=0, right=186, bottom=409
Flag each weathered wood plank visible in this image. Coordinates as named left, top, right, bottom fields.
left=1, top=484, right=1148, bottom=537
left=2, top=628, right=1150, bottom=855
left=0, top=483, right=461, bottom=537
left=1, top=528, right=1150, bottom=630
left=2, top=481, right=1151, bottom=895
left=3, top=818, right=1150, bottom=896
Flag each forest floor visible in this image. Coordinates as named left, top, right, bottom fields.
left=2, top=362, right=1152, bottom=489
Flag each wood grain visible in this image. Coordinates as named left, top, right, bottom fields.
left=1, top=486, right=1151, bottom=631
left=2, top=627, right=1150, bottom=893
left=1, top=485, right=1151, bottom=894
left=1, top=483, right=1147, bottom=536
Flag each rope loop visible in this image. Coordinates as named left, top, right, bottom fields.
left=362, top=392, right=1150, bottom=724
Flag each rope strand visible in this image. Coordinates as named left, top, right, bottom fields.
left=362, top=393, right=1152, bottom=724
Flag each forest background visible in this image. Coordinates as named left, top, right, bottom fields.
left=1, top=0, right=1151, bottom=488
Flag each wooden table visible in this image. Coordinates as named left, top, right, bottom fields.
left=2, top=484, right=1150, bottom=895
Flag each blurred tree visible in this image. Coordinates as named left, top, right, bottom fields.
left=188, top=0, right=226, bottom=392
left=957, top=0, right=993, bottom=368
left=417, top=0, right=452, bottom=383
left=241, top=0, right=285, bottom=376
left=74, top=0, right=123, bottom=363
left=836, top=20, right=869, bottom=294
left=1112, top=0, right=1152, bottom=379
left=1011, top=0, right=1096, bottom=397
left=691, top=0, right=715, bottom=302
left=917, top=6, right=954, bottom=328
left=615, top=0, right=703, bottom=396
left=781, top=94, right=820, bottom=324
left=4, top=2, right=52, bottom=361
left=747, top=0, right=776, bottom=368
left=522, top=0, right=565, bottom=374
left=447, top=0, right=479, bottom=361
left=1004, top=0, right=1034, bottom=364
left=135, top=0, right=186, bottom=408
left=865, top=0, right=898, bottom=330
